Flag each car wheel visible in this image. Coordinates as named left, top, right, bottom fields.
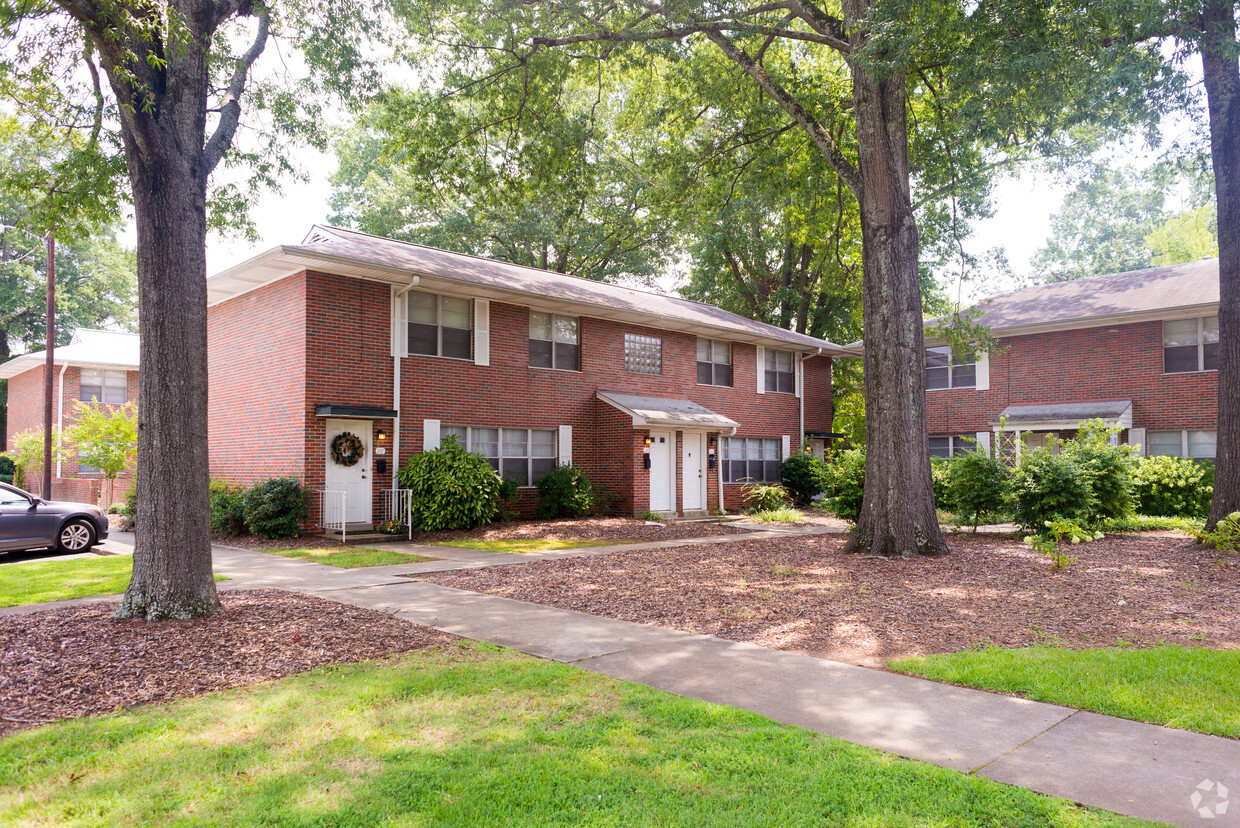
left=57, top=519, right=96, bottom=554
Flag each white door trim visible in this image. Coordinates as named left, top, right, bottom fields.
left=681, top=431, right=706, bottom=512
left=325, top=419, right=373, bottom=524
left=648, top=430, right=674, bottom=513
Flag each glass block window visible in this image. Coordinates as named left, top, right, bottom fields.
left=408, top=291, right=472, bottom=360
left=764, top=349, right=795, bottom=394
left=925, top=346, right=976, bottom=390
left=80, top=368, right=127, bottom=404
left=1163, top=317, right=1218, bottom=373
left=697, top=338, right=733, bottom=386
left=929, top=435, right=973, bottom=458
left=624, top=333, right=662, bottom=375
left=442, top=425, right=556, bottom=486
left=721, top=437, right=781, bottom=483
left=529, top=311, right=580, bottom=371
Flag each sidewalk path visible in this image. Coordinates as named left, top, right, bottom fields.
left=10, top=528, right=1238, bottom=826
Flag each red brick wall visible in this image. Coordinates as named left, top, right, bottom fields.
left=926, top=320, right=1218, bottom=437
left=207, top=274, right=308, bottom=484
left=804, top=355, right=833, bottom=432
left=6, top=366, right=45, bottom=448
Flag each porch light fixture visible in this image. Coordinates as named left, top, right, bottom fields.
left=376, top=429, right=387, bottom=441
left=644, top=436, right=652, bottom=446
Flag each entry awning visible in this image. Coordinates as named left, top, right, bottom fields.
left=315, top=404, right=399, bottom=419
left=597, top=391, right=739, bottom=431
left=992, top=400, right=1133, bottom=431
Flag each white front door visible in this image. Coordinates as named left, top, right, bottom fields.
left=682, top=432, right=706, bottom=511
left=325, top=419, right=373, bottom=524
left=649, top=430, right=674, bottom=513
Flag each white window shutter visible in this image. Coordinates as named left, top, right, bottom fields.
left=474, top=299, right=490, bottom=366
left=1128, top=427, right=1147, bottom=456
left=976, top=351, right=990, bottom=391
left=975, top=431, right=991, bottom=457
left=391, top=288, right=408, bottom=357
left=422, top=419, right=440, bottom=452
left=756, top=346, right=766, bottom=394
left=781, top=434, right=791, bottom=459
left=795, top=354, right=804, bottom=398
left=559, top=425, right=573, bottom=466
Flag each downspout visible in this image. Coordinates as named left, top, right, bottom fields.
left=55, top=362, right=67, bottom=478
left=391, top=275, right=421, bottom=487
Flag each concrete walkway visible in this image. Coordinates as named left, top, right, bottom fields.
left=8, top=529, right=1239, bottom=826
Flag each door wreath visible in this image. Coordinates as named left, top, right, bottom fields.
left=330, top=432, right=366, bottom=466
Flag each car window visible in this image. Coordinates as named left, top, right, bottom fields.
left=0, top=489, right=30, bottom=506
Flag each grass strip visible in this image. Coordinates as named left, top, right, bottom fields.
left=892, top=644, right=1240, bottom=738
left=433, top=538, right=635, bottom=554
left=0, top=644, right=1144, bottom=827
left=0, top=556, right=225, bottom=608
left=262, top=546, right=438, bottom=568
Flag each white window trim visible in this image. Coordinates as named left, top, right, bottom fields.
left=440, top=424, right=560, bottom=487
left=720, top=436, right=782, bottom=483
left=696, top=337, right=734, bottom=387
left=405, top=290, right=474, bottom=361
left=529, top=311, right=581, bottom=371
left=764, top=348, right=797, bottom=395
left=926, top=346, right=978, bottom=391
left=79, top=368, right=128, bottom=404
left=1163, top=316, right=1219, bottom=374
left=929, top=434, right=974, bottom=458
left=1145, top=428, right=1217, bottom=460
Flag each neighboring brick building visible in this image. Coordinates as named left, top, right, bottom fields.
left=206, top=226, right=844, bottom=525
left=922, top=259, right=1219, bottom=460
left=0, top=328, right=140, bottom=504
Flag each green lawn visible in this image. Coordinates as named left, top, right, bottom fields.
left=0, top=556, right=226, bottom=608
left=892, top=645, right=1240, bottom=738
left=0, top=644, right=1144, bottom=827
left=433, top=538, right=634, bottom=554
left=263, top=546, right=438, bottom=568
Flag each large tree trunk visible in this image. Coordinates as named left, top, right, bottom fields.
left=105, top=24, right=220, bottom=620
left=1202, top=1, right=1240, bottom=530
left=841, top=3, right=948, bottom=558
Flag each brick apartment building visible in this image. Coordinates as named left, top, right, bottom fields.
left=0, top=328, right=140, bottom=503
left=206, top=226, right=844, bottom=524
left=923, top=259, right=1218, bottom=460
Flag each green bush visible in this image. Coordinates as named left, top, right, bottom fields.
left=780, top=453, right=829, bottom=506
left=1131, top=455, right=1213, bottom=518
left=750, top=506, right=804, bottom=524
left=930, top=456, right=954, bottom=512
left=946, top=449, right=1009, bottom=531
left=209, top=479, right=248, bottom=536
left=242, top=477, right=309, bottom=539
left=1198, top=511, right=1240, bottom=551
left=534, top=464, right=595, bottom=519
left=742, top=482, right=791, bottom=512
left=397, top=436, right=501, bottom=531
left=822, top=448, right=866, bottom=521
left=0, top=455, right=14, bottom=480
left=1062, top=421, right=1135, bottom=523
left=1010, top=447, right=1094, bottom=534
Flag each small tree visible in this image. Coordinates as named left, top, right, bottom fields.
left=2, top=428, right=62, bottom=491
left=67, top=401, right=138, bottom=507
left=946, top=450, right=1009, bottom=532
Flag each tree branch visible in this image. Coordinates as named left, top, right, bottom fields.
left=203, top=8, right=270, bottom=174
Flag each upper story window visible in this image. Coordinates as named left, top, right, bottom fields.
left=929, top=435, right=972, bottom=458
left=1147, top=429, right=1216, bottom=459
left=764, top=349, right=795, bottom=394
left=697, top=338, right=733, bottom=386
left=722, top=436, right=781, bottom=483
left=408, top=290, right=472, bottom=360
left=530, top=312, right=580, bottom=371
left=1163, top=317, right=1218, bottom=374
left=624, top=333, right=662, bottom=375
left=80, top=368, right=127, bottom=403
left=926, top=346, right=975, bottom=390
left=442, top=425, right=557, bottom=486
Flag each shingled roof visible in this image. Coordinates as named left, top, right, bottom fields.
left=0, top=328, right=139, bottom=380
left=206, top=225, right=847, bottom=355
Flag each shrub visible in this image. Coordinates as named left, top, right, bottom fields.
left=930, top=456, right=954, bottom=512
left=1131, top=455, right=1213, bottom=518
left=946, top=450, right=1009, bottom=531
left=821, top=448, right=865, bottom=522
left=750, top=506, right=804, bottom=524
left=209, top=479, right=248, bottom=536
left=640, top=510, right=665, bottom=522
left=397, top=436, right=501, bottom=531
left=1197, top=511, right=1240, bottom=552
left=742, top=482, right=791, bottom=512
left=1010, top=446, right=1094, bottom=534
left=1024, top=517, right=1101, bottom=570
left=1061, top=421, right=1135, bottom=523
left=242, top=477, right=309, bottom=539
left=534, top=464, right=595, bottom=519
left=780, top=453, right=829, bottom=506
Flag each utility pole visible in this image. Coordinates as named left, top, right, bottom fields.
left=42, top=232, right=54, bottom=501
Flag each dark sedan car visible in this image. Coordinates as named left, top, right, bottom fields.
left=0, top=482, right=109, bottom=554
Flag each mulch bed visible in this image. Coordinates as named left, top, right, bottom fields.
left=422, top=532, right=1240, bottom=667
left=0, top=589, right=458, bottom=737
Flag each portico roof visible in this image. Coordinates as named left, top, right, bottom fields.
left=597, top=391, right=739, bottom=431
left=992, top=400, right=1133, bottom=431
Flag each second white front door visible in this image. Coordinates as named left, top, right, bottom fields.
left=649, top=431, right=674, bottom=512
left=325, top=419, right=373, bottom=524
left=682, top=432, right=706, bottom=512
